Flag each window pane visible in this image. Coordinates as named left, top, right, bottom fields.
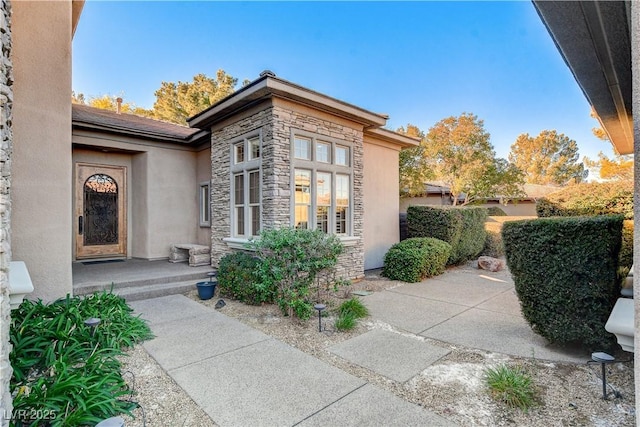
left=295, top=169, right=311, bottom=229
left=336, top=207, right=348, bottom=234
left=335, top=145, right=349, bottom=166
left=234, top=174, right=244, bottom=205
left=200, top=184, right=210, bottom=224
left=249, top=171, right=260, bottom=204
left=336, top=174, right=349, bottom=206
left=317, top=206, right=329, bottom=233
left=249, top=137, right=260, bottom=160
left=295, top=169, right=311, bottom=202
left=316, top=172, right=331, bottom=207
left=236, top=207, right=245, bottom=235
left=235, top=143, right=245, bottom=163
left=251, top=206, right=260, bottom=235
left=294, top=137, right=311, bottom=160
left=295, top=205, right=309, bottom=229
left=316, top=142, right=330, bottom=163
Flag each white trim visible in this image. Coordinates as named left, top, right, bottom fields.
left=222, top=237, right=255, bottom=250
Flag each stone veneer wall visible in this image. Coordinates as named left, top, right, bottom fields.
left=0, top=0, right=12, bottom=423
left=210, top=100, right=365, bottom=280
left=210, top=108, right=273, bottom=264
left=271, top=104, right=365, bottom=280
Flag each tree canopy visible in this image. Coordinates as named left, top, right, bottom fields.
left=508, top=130, right=586, bottom=185
left=72, top=92, right=151, bottom=117
left=584, top=152, right=633, bottom=182
left=151, top=70, right=238, bottom=124
left=399, top=114, right=524, bottom=205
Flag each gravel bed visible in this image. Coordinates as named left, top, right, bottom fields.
left=120, top=269, right=636, bottom=426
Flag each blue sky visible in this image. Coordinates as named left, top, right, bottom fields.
left=72, top=1, right=615, bottom=161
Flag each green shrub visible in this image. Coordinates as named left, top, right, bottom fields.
left=335, top=310, right=357, bottom=331
left=10, top=292, right=153, bottom=425
left=482, top=228, right=505, bottom=258
left=485, top=364, right=536, bottom=411
left=250, top=228, right=343, bottom=320
left=536, top=181, right=633, bottom=219
left=339, top=297, right=369, bottom=319
left=620, top=220, right=634, bottom=270
left=383, top=237, right=451, bottom=282
left=217, top=252, right=275, bottom=304
left=407, top=206, right=487, bottom=264
left=503, top=215, right=623, bottom=349
left=487, top=206, right=508, bottom=216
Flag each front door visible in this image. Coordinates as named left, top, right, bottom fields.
left=75, top=163, right=127, bottom=259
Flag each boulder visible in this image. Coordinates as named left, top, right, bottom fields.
left=477, top=256, right=505, bottom=272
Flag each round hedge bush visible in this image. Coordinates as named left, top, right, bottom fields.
left=383, top=237, right=451, bottom=283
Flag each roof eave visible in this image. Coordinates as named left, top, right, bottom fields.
left=533, top=0, right=633, bottom=155
left=364, top=127, right=421, bottom=148
left=187, top=74, right=388, bottom=129
left=72, top=120, right=209, bottom=146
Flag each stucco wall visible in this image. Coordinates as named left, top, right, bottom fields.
left=72, top=131, right=203, bottom=260
left=0, top=0, right=12, bottom=422
left=363, top=138, right=401, bottom=270
left=11, top=1, right=72, bottom=301
left=400, top=197, right=537, bottom=216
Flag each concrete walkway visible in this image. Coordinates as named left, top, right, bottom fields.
left=130, top=295, right=455, bottom=427
left=130, top=264, right=591, bottom=426
left=362, top=265, right=589, bottom=363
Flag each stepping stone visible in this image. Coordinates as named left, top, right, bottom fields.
left=351, top=290, right=372, bottom=296
left=329, top=329, right=450, bottom=382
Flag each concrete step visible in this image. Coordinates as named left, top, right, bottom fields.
left=74, top=270, right=214, bottom=296
left=115, top=280, right=215, bottom=302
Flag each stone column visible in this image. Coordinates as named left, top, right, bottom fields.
left=0, top=0, right=12, bottom=424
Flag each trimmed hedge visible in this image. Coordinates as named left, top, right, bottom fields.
left=503, top=215, right=623, bottom=349
left=217, top=252, right=275, bottom=305
left=407, top=205, right=487, bottom=265
left=536, top=181, right=633, bottom=219
left=383, top=237, right=451, bottom=283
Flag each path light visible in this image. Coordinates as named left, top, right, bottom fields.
left=314, top=304, right=326, bottom=332
left=591, top=352, right=617, bottom=400
left=84, top=317, right=101, bottom=337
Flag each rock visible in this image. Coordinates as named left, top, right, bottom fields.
left=477, top=256, right=505, bottom=272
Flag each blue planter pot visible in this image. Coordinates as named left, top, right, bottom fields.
left=196, top=282, right=216, bottom=300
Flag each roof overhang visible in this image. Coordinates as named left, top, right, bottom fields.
left=533, top=1, right=633, bottom=154
left=72, top=119, right=210, bottom=146
left=364, top=127, right=421, bottom=148
left=188, top=73, right=388, bottom=130
left=72, top=0, right=85, bottom=38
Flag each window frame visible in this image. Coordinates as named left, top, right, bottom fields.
left=199, top=181, right=211, bottom=227
left=290, top=130, right=353, bottom=236
left=230, top=130, right=262, bottom=239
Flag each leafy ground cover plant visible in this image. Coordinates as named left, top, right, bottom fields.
left=10, top=291, right=153, bottom=426
left=485, top=364, right=536, bottom=411
left=334, top=297, right=368, bottom=331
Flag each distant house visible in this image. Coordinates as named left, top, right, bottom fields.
left=5, top=1, right=418, bottom=302
left=400, top=182, right=560, bottom=216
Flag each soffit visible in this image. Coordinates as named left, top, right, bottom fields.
left=533, top=1, right=633, bottom=154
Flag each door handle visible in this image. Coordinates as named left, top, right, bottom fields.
left=79, top=216, right=83, bottom=235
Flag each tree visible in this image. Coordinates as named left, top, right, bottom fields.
left=584, top=152, right=633, bottom=181
left=71, top=92, right=152, bottom=117
left=397, top=124, right=433, bottom=196
left=423, top=113, right=524, bottom=205
left=508, top=130, right=586, bottom=185
left=151, top=70, right=238, bottom=124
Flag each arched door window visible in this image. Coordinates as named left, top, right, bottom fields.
left=83, top=174, right=118, bottom=245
